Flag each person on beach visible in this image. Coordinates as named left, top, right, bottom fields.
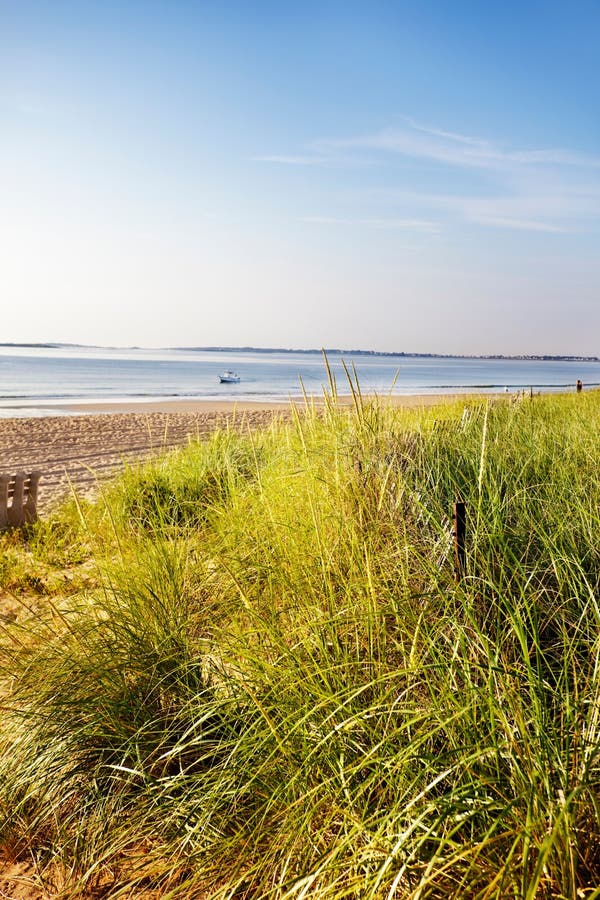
left=577, top=379, right=583, bottom=393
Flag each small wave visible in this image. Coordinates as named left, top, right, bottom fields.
left=1, top=381, right=599, bottom=409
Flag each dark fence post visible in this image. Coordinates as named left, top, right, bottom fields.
left=452, top=501, right=466, bottom=583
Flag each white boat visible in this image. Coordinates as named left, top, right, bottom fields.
left=219, top=370, right=241, bottom=384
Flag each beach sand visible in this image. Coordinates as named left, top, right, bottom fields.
left=0, top=395, right=476, bottom=510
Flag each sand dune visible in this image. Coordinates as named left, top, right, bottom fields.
left=0, top=396, right=471, bottom=510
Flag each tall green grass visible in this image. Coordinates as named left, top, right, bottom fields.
left=2, top=390, right=600, bottom=897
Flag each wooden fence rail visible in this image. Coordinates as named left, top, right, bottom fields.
left=0, top=472, right=41, bottom=529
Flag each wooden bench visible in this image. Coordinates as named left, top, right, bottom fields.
left=0, top=472, right=42, bottom=529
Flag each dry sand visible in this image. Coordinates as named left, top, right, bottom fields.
left=0, top=860, right=44, bottom=900
left=0, top=407, right=286, bottom=510
left=0, top=395, right=475, bottom=511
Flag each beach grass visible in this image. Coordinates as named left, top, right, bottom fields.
left=1, top=387, right=600, bottom=897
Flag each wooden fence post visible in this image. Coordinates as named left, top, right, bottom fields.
left=452, top=501, right=466, bottom=583
left=7, top=474, right=26, bottom=527
left=0, top=475, right=10, bottom=530
left=24, top=471, right=41, bottom=523
left=0, top=472, right=42, bottom=529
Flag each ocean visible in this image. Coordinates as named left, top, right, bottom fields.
left=0, top=345, right=598, bottom=417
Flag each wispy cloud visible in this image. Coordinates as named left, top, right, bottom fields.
left=256, top=118, right=600, bottom=234
left=252, top=154, right=332, bottom=166
left=467, top=215, right=571, bottom=234
left=251, top=152, right=374, bottom=168
left=302, top=215, right=440, bottom=232
left=3, top=91, right=54, bottom=117
left=257, top=118, right=600, bottom=173
left=380, top=184, right=600, bottom=233
left=316, top=122, right=600, bottom=172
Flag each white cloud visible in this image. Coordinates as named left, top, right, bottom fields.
left=256, top=120, right=600, bottom=172
left=302, top=215, right=440, bottom=232
left=2, top=91, right=56, bottom=117
left=315, top=122, right=600, bottom=172
left=466, top=215, right=571, bottom=234
left=256, top=118, right=600, bottom=235
left=371, top=184, right=599, bottom=233
left=251, top=154, right=332, bottom=166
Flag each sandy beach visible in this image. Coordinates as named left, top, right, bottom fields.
left=0, top=395, right=476, bottom=510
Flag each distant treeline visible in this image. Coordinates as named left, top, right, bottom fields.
left=175, top=346, right=600, bottom=362
left=1, top=343, right=598, bottom=362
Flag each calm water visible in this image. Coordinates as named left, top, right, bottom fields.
left=1, top=346, right=598, bottom=417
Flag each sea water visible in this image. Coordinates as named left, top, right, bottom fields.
left=0, top=345, right=598, bottom=417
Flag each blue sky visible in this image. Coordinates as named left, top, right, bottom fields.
left=1, top=1, right=599, bottom=354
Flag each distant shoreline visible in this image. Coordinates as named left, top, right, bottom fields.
left=0, top=343, right=597, bottom=363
